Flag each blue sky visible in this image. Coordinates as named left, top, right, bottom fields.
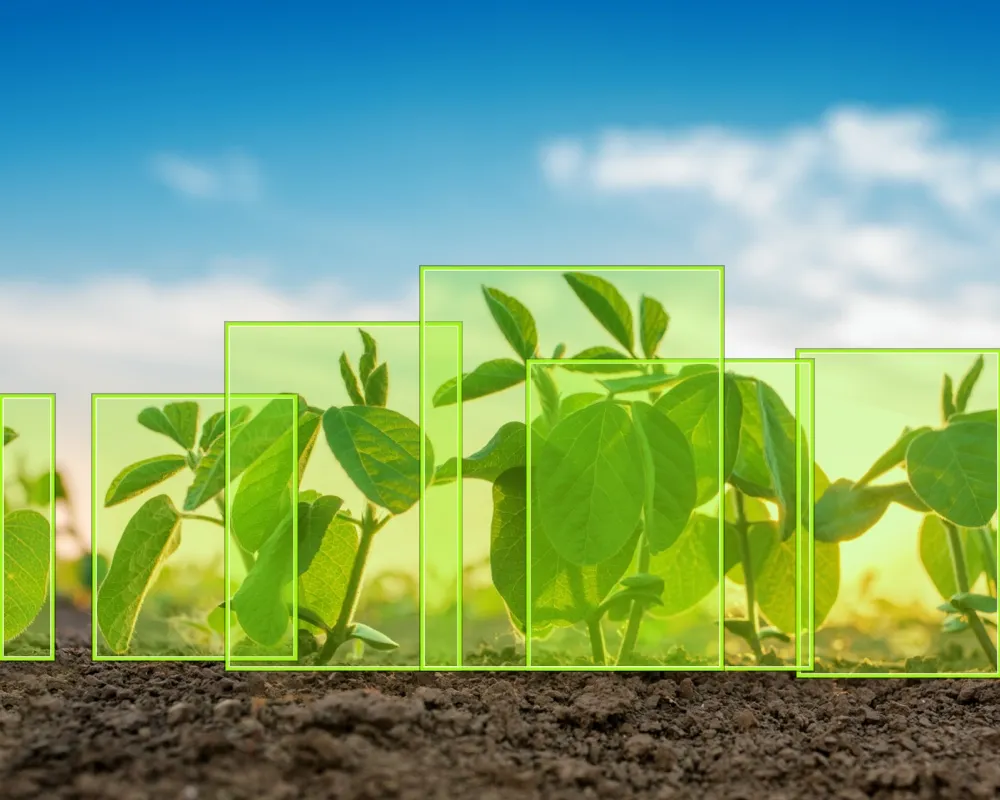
left=3, top=1, right=999, bottom=288
left=4, top=1, right=1000, bottom=566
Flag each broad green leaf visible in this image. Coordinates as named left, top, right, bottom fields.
left=599, top=372, right=680, bottom=395
left=199, top=405, right=251, bottom=452
left=941, top=374, right=956, bottom=421
left=756, top=534, right=797, bottom=633
left=299, top=511, right=358, bottom=628
left=3, top=427, right=17, bottom=447
left=656, top=371, right=724, bottom=506
left=757, top=380, right=801, bottom=540
left=955, top=355, right=985, bottom=414
left=229, top=398, right=301, bottom=479
left=347, top=622, right=399, bottom=651
left=814, top=541, right=840, bottom=628
left=104, top=454, right=187, bottom=508
left=814, top=479, right=897, bottom=543
left=96, top=495, right=182, bottom=654
left=297, top=494, right=345, bottom=574
left=137, top=401, right=199, bottom=451
left=358, top=329, right=378, bottom=385
left=482, top=285, right=538, bottom=362
left=559, top=346, right=638, bottom=374
left=639, top=295, right=669, bottom=358
left=434, top=421, right=525, bottom=485
left=631, top=402, right=697, bottom=553
left=339, top=352, right=366, bottom=405
left=535, top=401, right=645, bottom=565
left=949, top=409, right=998, bottom=426
left=3, top=510, right=51, bottom=642
left=564, top=272, right=635, bottom=353
left=323, top=406, right=423, bottom=515
left=647, top=513, right=721, bottom=617
left=560, top=392, right=604, bottom=418
left=231, top=427, right=296, bottom=554
left=919, top=514, right=984, bottom=601
left=231, top=510, right=294, bottom=646
left=364, top=362, right=388, bottom=408
left=432, top=359, right=525, bottom=407
left=729, top=377, right=775, bottom=498
left=907, top=422, right=998, bottom=527
left=489, top=467, right=637, bottom=633
left=856, top=426, right=932, bottom=488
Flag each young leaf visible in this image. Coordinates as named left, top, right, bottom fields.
left=951, top=592, right=998, bottom=615
left=535, top=401, right=645, bottom=566
left=552, top=342, right=566, bottom=359
left=346, top=622, right=399, bottom=651
left=339, top=352, right=366, bottom=405
left=299, top=513, right=358, bottom=628
left=358, top=329, right=378, bottom=385
left=563, top=272, right=635, bottom=353
left=639, top=295, right=669, bottom=358
left=599, top=372, right=679, bottom=395
left=3, top=427, right=17, bottom=447
left=855, top=426, right=932, bottom=488
left=432, top=359, right=525, bottom=407
left=906, top=422, right=998, bottom=528
left=231, top=511, right=295, bottom=646
left=231, top=426, right=296, bottom=554
left=482, top=285, right=538, bottom=362
left=656, top=371, right=725, bottom=506
left=96, top=495, right=182, bottom=654
left=199, top=406, right=251, bottom=452
left=558, top=346, right=639, bottom=374
left=813, top=479, right=897, bottom=543
left=323, top=406, right=424, bottom=515
left=3, top=510, right=51, bottom=643
left=756, top=380, right=801, bottom=540
left=941, top=374, right=956, bottom=421
left=364, top=362, right=389, bottom=408
left=137, top=401, right=200, bottom=451
left=104, top=454, right=188, bottom=508
left=955, top=355, right=985, bottom=414
left=942, top=616, right=970, bottom=634
left=631, top=402, right=698, bottom=554
left=433, top=421, right=526, bottom=485
left=728, top=377, right=775, bottom=498
left=297, top=495, right=345, bottom=575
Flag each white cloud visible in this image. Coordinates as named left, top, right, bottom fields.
left=151, top=152, right=262, bottom=201
left=0, top=263, right=418, bottom=551
left=540, top=106, right=1000, bottom=354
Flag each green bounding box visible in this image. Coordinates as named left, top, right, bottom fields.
left=421, top=266, right=724, bottom=670
left=720, top=359, right=813, bottom=672
left=796, top=349, right=999, bottom=679
left=224, top=394, right=299, bottom=664
left=525, top=359, right=723, bottom=669
left=225, top=322, right=444, bottom=671
left=2, top=395, right=56, bottom=661
left=92, top=395, right=227, bottom=661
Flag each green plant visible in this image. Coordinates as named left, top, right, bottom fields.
left=2, top=425, right=52, bottom=647
left=813, top=355, right=998, bottom=670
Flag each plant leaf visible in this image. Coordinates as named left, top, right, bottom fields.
left=920, top=514, right=984, bottom=601
left=948, top=409, right=998, bottom=426
left=955, top=355, right=985, bottom=414
left=432, top=359, right=525, bottom=407
left=434, top=421, right=525, bottom=485
left=558, top=346, right=639, bottom=374
left=137, top=401, right=199, bottom=451
left=564, top=272, right=635, bottom=353
left=728, top=377, right=776, bottom=498
left=856, top=426, right=932, bottom=488
left=358, top=329, right=378, bottom=385
left=599, top=372, right=680, bottom=395
left=813, top=479, right=897, bottom=543
left=231, top=425, right=296, bottom=554
left=347, top=622, right=399, bottom=651
left=339, top=352, right=366, bottom=405
left=482, top=285, right=538, bottom=362
left=535, top=401, right=645, bottom=566
left=297, top=494, right=345, bottom=575
left=951, top=591, right=998, bottom=615
left=647, top=513, right=720, bottom=617
left=3, top=510, right=51, bottom=643
left=96, top=495, right=182, bottom=654
left=299, top=507, right=358, bottom=629
left=104, top=454, right=187, bottom=508
left=906, top=422, right=998, bottom=528
left=231, top=510, right=295, bottom=646
left=3, top=427, right=17, bottom=447
left=363, top=362, right=389, bottom=408
left=639, top=295, right=669, bottom=358
left=756, top=533, right=797, bottom=633
left=323, top=406, right=424, bottom=515
left=942, top=374, right=956, bottom=421
left=757, top=380, right=801, bottom=540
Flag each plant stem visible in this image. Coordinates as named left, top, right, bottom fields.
left=586, top=617, right=607, bottom=665
left=181, top=513, right=225, bottom=527
left=734, top=490, right=763, bottom=661
left=975, top=526, right=998, bottom=597
left=616, top=538, right=650, bottom=665
left=318, top=503, right=382, bottom=664
left=944, top=520, right=998, bottom=670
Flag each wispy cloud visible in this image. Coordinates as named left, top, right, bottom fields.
left=540, top=106, right=1000, bottom=354
left=150, top=152, right=262, bottom=202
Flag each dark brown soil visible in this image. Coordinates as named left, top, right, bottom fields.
left=2, top=630, right=1000, bottom=799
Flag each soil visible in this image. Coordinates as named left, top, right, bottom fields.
left=0, top=608, right=997, bottom=799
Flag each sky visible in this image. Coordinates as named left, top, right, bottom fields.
left=2, top=2, right=1000, bottom=611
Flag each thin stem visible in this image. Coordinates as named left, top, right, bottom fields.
left=318, top=503, right=382, bottom=664
left=944, top=520, right=998, bottom=670
left=586, top=617, right=607, bottom=665
left=975, top=526, right=998, bottom=597
left=616, top=538, right=650, bottom=665
left=734, top=489, right=763, bottom=661
left=181, top=513, right=225, bottom=527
